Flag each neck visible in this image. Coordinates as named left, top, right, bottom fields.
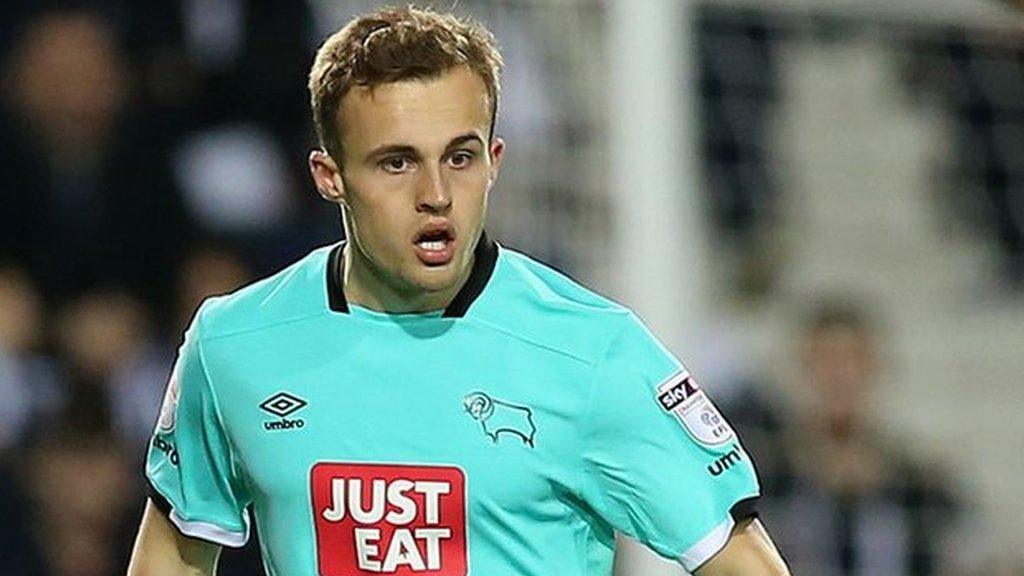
left=341, top=243, right=474, bottom=314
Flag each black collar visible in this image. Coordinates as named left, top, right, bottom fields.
left=326, top=231, right=498, bottom=318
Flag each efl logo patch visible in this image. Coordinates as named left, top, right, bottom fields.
left=656, top=371, right=734, bottom=447
left=311, top=463, right=468, bottom=575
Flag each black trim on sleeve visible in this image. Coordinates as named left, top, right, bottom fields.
left=147, top=479, right=174, bottom=517
left=324, top=231, right=499, bottom=318
left=730, top=495, right=760, bottom=523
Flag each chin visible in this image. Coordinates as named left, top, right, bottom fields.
left=410, top=251, right=476, bottom=290
left=410, top=268, right=462, bottom=293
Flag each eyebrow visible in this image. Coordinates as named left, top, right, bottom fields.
left=364, top=133, right=485, bottom=163
left=445, top=133, right=485, bottom=152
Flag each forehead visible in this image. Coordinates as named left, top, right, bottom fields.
left=338, top=66, right=492, bottom=157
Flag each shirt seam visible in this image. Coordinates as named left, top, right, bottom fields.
left=199, top=309, right=335, bottom=344
left=464, top=313, right=627, bottom=367
left=198, top=309, right=608, bottom=369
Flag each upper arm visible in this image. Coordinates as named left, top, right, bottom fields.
left=145, top=308, right=252, bottom=546
left=694, top=518, right=790, bottom=576
left=136, top=304, right=250, bottom=575
left=127, top=499, right=221, bottom=576
left=578, top=313, right=762, bottom=571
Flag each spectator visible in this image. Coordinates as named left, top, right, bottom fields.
left=21, top=427, right=137, bottom=576
left=760, top=298, right=962, bottom=576
left=0, top=7, right=190, bottom=311
left=56, top=290, right=169, bottom=450
left=0, top=264, right=62, bottom=456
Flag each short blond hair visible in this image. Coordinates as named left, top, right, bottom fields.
left=308, top=5, right=503, bottom=160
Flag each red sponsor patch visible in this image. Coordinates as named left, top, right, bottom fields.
left=311, top=463, right=468, bottom=575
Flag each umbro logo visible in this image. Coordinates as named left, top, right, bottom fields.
left=260, top=392, right=307, bottom=417
left=260, top=392, right=307, bottom=431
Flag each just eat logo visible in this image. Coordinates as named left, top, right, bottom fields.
left=310, top=463, right=468, bottom=575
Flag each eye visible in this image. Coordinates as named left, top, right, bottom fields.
left=380, top=156, right=413, bottom=174
left=447, top=150, right=475, bottom=169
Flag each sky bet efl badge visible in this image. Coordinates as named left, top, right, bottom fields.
left=656, top=371, right=734, bottom=447
left=311, top=463, right=468, bottom=575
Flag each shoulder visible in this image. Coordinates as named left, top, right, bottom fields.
left=497, top=248, right=625, bottom=311
left=193, top=244, right=336, bottom=340
left=475, top=246, right=649, bottom=364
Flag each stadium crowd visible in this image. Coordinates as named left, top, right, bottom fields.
left=0, top=2, right=326, bottom=574
left=0, top=2, right=1021, bottom=576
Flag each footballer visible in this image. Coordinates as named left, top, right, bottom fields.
left=127, top=6, right=790, bottom=576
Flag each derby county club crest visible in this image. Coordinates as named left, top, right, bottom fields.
left=463, top=392, right=536, bottom=448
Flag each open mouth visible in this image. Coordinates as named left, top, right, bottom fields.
left=413, top=225, right=456, bottom=266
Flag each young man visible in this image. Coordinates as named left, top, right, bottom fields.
left=128, top=7, right=790, bottom=576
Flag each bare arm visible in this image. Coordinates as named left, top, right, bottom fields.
left=695, top=518, right=790, bottom=576
left=126, top=499, right=222, bottom=576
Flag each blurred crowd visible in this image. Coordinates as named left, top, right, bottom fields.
left=0, top=2, right=1022, bottom=576
left=0, top=1, right=330, bottom=574
left=697, top=3, right=1024, bottom=298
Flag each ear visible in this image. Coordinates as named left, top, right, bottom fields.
left=487, top=137, right=505, bottom=190
left=309, top=149, right=346, bottom=205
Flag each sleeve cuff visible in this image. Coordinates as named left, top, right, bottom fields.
left=676, top=495, right=761, bottom=572
left=677, top=515, right=735, bottom=572
left=146, top=479, right=250, bottom=548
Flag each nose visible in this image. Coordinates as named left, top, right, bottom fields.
left=415, top=166, right=452, bottom=214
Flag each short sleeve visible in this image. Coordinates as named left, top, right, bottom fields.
left=145, top=308, right=251, bottom=547
left=579, top=313, right=761, bottom=572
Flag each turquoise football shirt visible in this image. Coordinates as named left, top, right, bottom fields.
left=146, top=233, right=760, bottom=576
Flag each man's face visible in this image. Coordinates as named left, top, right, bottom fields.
left=315, top=65, right=503, bottom=302
left=803, top=326, right=876, bottom=431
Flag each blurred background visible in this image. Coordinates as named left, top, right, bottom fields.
left=1, top=0, right=1022, bottom=575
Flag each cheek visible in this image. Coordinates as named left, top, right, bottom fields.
left=450, top=170, right=491, bottom=205
left=347, top=193, right=412, bottom=250
left=346, top=174, right=410, bottom=218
